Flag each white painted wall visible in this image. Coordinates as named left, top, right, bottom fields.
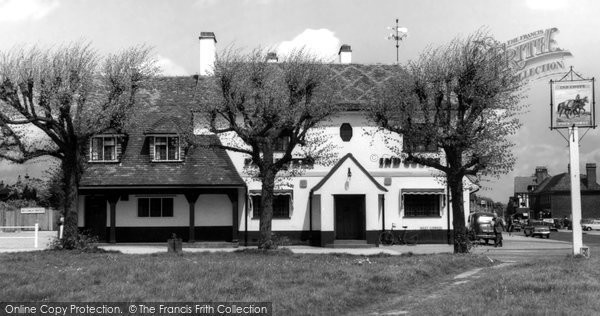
left=113, top=195, right=187, bottom=227
left=222, top=112, right=402, bottom=173
left=77, top=193, right=235, bottom=228
left=312, top=157, right=384, bottom=231
left=381, top=177, right=448, bottom=231
left=197, top=111, right=473, bottom=235
left=196, top=194, right=232, bottom=226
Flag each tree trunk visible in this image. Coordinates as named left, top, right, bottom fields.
left=259, top=167, right=276, bottom=249
left=257, top=139, right=277, bottom=250
left=61, top=151, right=81, bottom=246
left=448, top=175, right=468, bottom=253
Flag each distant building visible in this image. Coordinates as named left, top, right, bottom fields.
left=530, top=163, right=600, bottom=219
left=510, top=166, right=550, bottom=218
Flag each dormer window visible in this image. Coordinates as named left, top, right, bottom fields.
left=90, top=136, right=118, bottom=162
left=153, top=136, right=180, bottom=161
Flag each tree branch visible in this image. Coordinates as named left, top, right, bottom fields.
left=198, top=141, right=253, bottom=155
left=0, top=149, right=62, bottom=163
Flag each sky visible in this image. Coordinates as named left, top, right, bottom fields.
left=0, top=0, right=599, bottom=204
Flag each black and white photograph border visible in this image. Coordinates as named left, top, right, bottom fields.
left=1, top=0, right=600, bottom=315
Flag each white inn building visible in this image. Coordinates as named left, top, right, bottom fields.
left=78, top=32, right=474, bottom=246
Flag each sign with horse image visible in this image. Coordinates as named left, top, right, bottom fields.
left=551, top=79, right=596, bottom=129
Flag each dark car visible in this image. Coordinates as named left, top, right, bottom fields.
left=467, top=212, right=496, bottom=244
left=511, top=220, right=523, bottom=232
left=523, top=220, right=551, bottom=238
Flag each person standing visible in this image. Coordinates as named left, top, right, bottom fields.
left=506, top=215, right=514, bottom=236
left=493, top=217, right=505, bottom=247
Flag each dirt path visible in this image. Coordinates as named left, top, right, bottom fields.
left=350, top=261, right=516, bottom=316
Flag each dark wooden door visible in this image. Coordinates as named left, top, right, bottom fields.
left=335, top=195, right=365, bottom=239
left=84, top=196, right=107, bottom=242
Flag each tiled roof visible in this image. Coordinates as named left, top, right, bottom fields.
left=80, top=77, right=244, bottom=187
left=80, top=64, right=400, bottom=187
left=514, top=176, right=536, bottom=193
left=328, top=64, right=399, bottom=106
left=144, top=116, right=187, bottom=134
left=533, top=173, right=600, bottom=194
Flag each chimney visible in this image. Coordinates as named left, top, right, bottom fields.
left=338, top=44, right=352, bottom=64
left=199, top=32, right=217, bottom=76
left=266, top=52, right=278, bottom=63
left=586, top=163, right=597, bottom=187
left=535, top=166, right=548, bottom=184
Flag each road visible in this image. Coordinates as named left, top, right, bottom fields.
left=470, top=230, right=600, bottom=262
left=549, top=229, right=600, bottom=247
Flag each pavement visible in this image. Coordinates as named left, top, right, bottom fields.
left=98, top=243, right=456, bottom=255
left=0, top=230, right=56, bottom=253
left=0, top=231, right=574, bottom=256
left=95, top=232, right=573, bottom=256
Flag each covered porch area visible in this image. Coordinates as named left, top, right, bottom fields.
left=78, top=186, right=245, bottom=244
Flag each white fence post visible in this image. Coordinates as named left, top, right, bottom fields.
left=59, top=224, right=64, bottom=239
left=34, top=223, right=39, bottom=248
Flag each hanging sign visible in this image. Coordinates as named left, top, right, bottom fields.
left=550, top=79, right=596, bottom=129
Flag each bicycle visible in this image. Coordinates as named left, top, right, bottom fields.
left=378, top=224, right=418, bottom=246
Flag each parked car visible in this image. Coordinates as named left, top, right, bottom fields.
left=467, top=212, right=496, bottom=244
left=582, top=219, right=600, bottom=231
left=553, top=218, right=565, bottom=230
left=511, top=220, right=522, bottom=232
left=540, top=219, right=558, bottom=232
left=523, top=220, right=551, bottom=238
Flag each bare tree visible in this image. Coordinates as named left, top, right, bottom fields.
left=199, top=49, right=339, bottom=249
left=369, top=31, right=525, bottom=253
left=0, top=43, right=157, bottom=247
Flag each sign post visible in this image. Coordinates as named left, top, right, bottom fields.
left=550, top=68, right=596, bottom=256
left=568, top=126, right=583, bottom=255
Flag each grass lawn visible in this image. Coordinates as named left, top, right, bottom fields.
left=395, top=255, right=600, bottom=316
left=0, top=249, right=492, bottom=315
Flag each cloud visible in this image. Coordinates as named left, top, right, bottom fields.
left=193, top=0, right=219, bottom=8
left=526, top=0, right=569, bottom=11
left=276, top=29, right=341, bottom=62
left=581, top=146, right=600, bottom=165
left=243, top=0, right=274, bottom=5
left=0, top=0, right=59, bottom=22
left=156, top=55, right=188, bottom=76
left=194, top=0, right=273, bottom=8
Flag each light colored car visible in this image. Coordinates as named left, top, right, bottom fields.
left=524, top=220, right=551, bottom=238
left=582, top=219, right=600, bottom=231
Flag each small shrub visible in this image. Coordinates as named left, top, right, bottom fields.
left=49, top=230, right=99, bottom=252
left=272, top=234, right=292, bottom=247
left=257, top=232, right=292, bottom=249
left=234, top=248, right=294, bottom=256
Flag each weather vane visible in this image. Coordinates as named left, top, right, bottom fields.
left=386, top=18, right=408, bottom=64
